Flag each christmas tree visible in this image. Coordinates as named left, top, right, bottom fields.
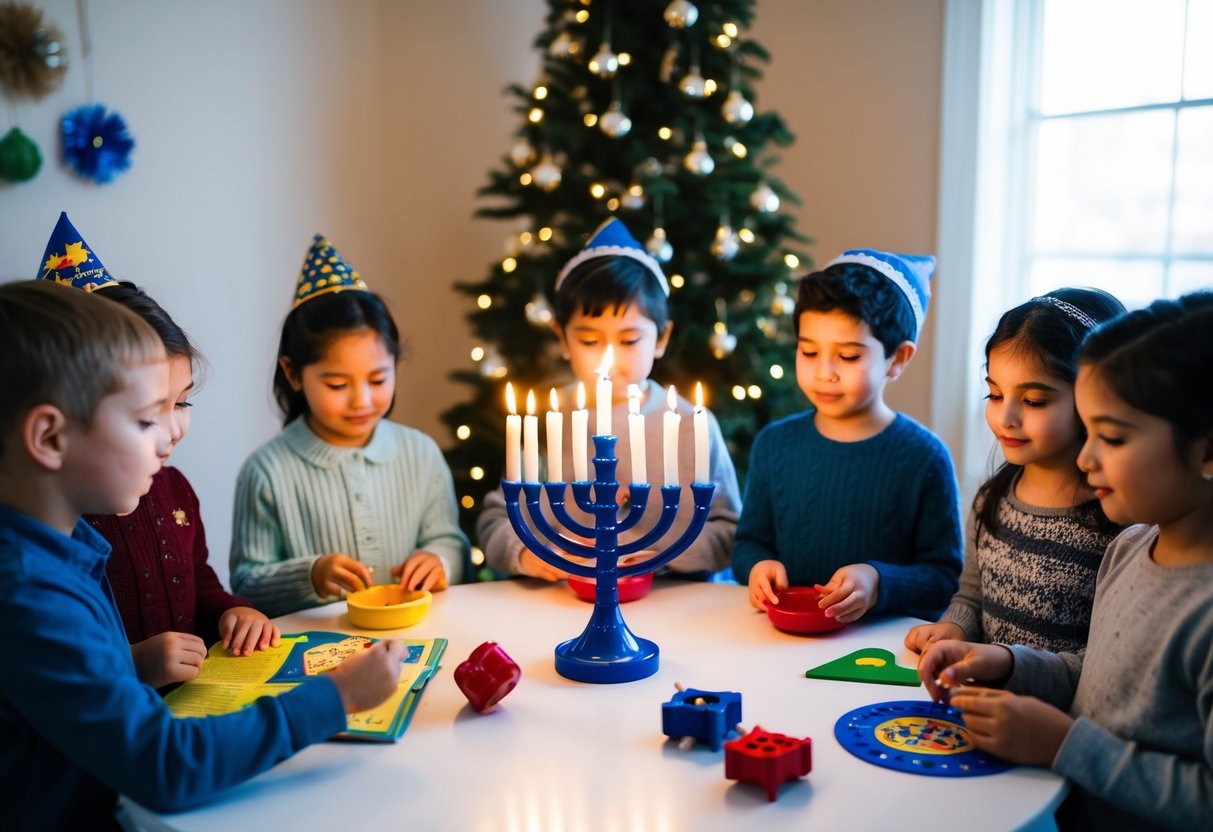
left=441, top=0, right=811, bottom=570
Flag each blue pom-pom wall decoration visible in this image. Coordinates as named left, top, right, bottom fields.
left=60, top=102, right=134, bottom=184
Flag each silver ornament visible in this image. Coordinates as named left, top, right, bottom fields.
left=663, top=0, right=700, bottom=29
left=750, top=183, right=780, bottom=213
left=530, top=156, right=562, bottom=192
left=588, top=43, right=619, bottom=78
left=638, top=157, right=664, bottom=179
left=549, top=31, right=575, bottom=58
left=645, top=227, right=674, bottom=263
left=510, top=139, right=536, bottom=167
left=478, top=347, right=506, bottom=378
left=709, top=328, right=738, bottom=358
left=683, top=140, right=715, bottom=176
left=525, top=293, right=554, bottom=327
left=722, top=89, right=754, bottom=125
left=598, top=103, right=632, bottom=138
left=679, top=68, right=708, bottom=99
left=621, top=183, right=645, bottom=211
left=711, top=224, right=740, bottom=261
left=770, top=282, right=795, bottom=316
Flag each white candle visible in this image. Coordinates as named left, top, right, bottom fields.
left=693, top=382, right=709, bottom=484
left=572, top=382, right=588, bottom=481
left=546, top=388, right=563, bottom=483
left=627, top=384, right=646, bottom=484
left=595, top=344, right=615, bottom=437
left=523, top=389, right=539, bottom=482
left=663, top=384, right=681, bottom=487
left=505, top=383, right=521, bottom=481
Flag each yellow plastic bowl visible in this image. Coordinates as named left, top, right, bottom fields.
left=346, top=585, right=432, bottom=630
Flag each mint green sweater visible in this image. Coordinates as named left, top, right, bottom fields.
left=230, top=418, right=468, bottom=617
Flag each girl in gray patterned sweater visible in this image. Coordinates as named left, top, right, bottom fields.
left=906, top=288, right=1124, bottom=655
left=920, top=291, right=1213, bottom=830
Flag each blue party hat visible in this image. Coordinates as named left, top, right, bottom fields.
left=36, top=211, right=117, bottom=291
left=554, top=218, right=669, bottom=295
left=294, top=234, right=369, bottom=307
left=826, top=248, right=936, bottom=340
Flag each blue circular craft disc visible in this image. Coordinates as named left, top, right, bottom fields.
left=834, top=700, right=1014, bottom=777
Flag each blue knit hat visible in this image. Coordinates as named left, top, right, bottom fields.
left=37, top=211, right=117, bottom=291
left=554, top=218, right=669, bottom=296
left=825, top=248, right=935, bottom=340
left=293, top=234, right=369, bottom=307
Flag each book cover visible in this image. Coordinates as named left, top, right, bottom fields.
left=163, top=631, right=447, bottom=742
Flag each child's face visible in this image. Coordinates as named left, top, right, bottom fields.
left=63, top=361, right=170, bottom=516
left=290, top=328, right=395, bottom=448
left=159, top=355, right=194, bottom=464
left=984, top=344, right=1082, bottom=473
left=1075, top=365, right=1205, bottom=526
left=555, top=304, right=671, bottom=401
left=795, top=310, right=910, bottom=423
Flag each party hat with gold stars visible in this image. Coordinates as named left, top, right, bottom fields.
left=36, top=211, right=117, bottom=291
left=294, top=234, right=369, bottom=307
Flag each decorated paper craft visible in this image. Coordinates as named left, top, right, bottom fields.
left=805, top=647, right=921, bottom=686
left=834, top=700, right=1013, bottom=777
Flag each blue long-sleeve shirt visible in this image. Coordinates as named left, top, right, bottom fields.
left=731, top=411, right=963, bottom=620
left=0, top=504, right=347, bottom=830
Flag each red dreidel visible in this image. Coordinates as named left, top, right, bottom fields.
left=724, top=726, right=812, bottom=801
left=454, top=641, right=520, bottom=712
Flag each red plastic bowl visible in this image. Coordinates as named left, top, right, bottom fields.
left=567, top=572, right=653, bottom=603
left=765, top=586, right=848, bottom=634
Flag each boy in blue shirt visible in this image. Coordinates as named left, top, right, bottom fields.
left=0, top=280, right=405, bottom=830
left=732, top=249, right=963, bottom=622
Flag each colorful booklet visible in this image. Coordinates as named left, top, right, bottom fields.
left=164, top=631, right=447, bottom=742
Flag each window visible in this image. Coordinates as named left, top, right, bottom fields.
left=933, top=0, right=1213, bottom=494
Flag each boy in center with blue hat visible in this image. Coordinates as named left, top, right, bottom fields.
left=733, top=249, right=963, bottom=621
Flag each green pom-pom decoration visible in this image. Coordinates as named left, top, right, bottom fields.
left=0, top=126, right=42, bottom=182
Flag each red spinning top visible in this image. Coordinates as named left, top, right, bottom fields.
left=454, top=642, right=521, bottom=712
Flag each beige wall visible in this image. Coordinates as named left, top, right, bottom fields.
left=0, top=1, right=944, bottom=588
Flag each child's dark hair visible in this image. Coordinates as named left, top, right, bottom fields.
left=1079, top=290, right=1213, bottom=457
left=792, top=262, right=916, bottom=356
left=273, top=290, right=401, bottom=425
left=102, top=281, right=203, bottom=370
left=553, top=256, right=669, bottom=330
left=975, top=287, right=1126, bottom=544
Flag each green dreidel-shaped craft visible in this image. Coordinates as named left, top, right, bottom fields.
left=805, top=648, right=921, bottom=686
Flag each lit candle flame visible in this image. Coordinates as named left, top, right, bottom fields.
left=628, top=383, right=641, bottom=415
left=550, top=387, right=560, bottom=411
left=576, top=381, right=586, bottom=410
left=667, top=384, right=677, bottom=411
left=596, top=344, right=615, bottom=378
left=695, top=381, right=704, bottom=409
left=526, top=388, right=537, bottom=415
left=506, top=382, right=517, bottom=415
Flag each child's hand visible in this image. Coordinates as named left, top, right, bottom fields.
left=816, top=564, right=880, bottom=623
left=748, top=560, right=789, bottom=610
left=327, top=639, right=408, bottom=714
left=218, top=607, right=281, bottom=656
left=130, top=631, right=207, bottom=689
left=518, top=548, right=573, bottom=581
left=918, top=639, right=1014, bottom=702
left=311, top=553, right=373, bottom=598
left=393, top=550, right=449, bottom=592
left=948, top=688, right=1074, bottom=765
left=904, top=621, right=965, bottom=654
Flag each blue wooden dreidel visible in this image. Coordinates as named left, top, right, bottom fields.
left=661, top=684, right=742, bottom=752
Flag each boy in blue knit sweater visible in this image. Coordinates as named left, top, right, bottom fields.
left=732, top=250, right=962, bottom=622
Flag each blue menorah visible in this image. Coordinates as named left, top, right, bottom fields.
left=503, top=434, right=714, bottom=683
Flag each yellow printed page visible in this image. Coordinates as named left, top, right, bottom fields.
left=187, top=636, right=306, bottom=686
left=166, top=682, right=297, bottom=718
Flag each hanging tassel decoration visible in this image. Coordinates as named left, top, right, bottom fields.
left=60, top=102, right=133, bottom=183
left=0, top=2, right=68, bottom=100
left=0, top=124, right=40, bottom=181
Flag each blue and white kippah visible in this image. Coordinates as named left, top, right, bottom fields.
left=554, top=218, right=670, bottom=296
left=825, top=248, right=936, bottom=341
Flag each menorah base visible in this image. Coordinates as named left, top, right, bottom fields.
left=555, top=635, right=660, bottom=684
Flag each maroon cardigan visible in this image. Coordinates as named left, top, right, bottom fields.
left=86, top=466, right=252, bottom=643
